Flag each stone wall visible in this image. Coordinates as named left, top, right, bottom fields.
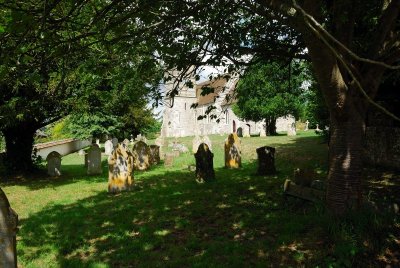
left=364, top=127, right=400, bottom=170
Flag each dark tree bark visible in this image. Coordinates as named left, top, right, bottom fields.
left=3, top=122, right=38, bottom=172
left=265, top=117, right=277, bottom=136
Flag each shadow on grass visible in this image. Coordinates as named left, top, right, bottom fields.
left=18, top=162, right=329, bottom=268
left=15, top=134, right=400, bottom=267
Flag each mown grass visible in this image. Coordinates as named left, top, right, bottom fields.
left=1, top=131, right=399, bottom=267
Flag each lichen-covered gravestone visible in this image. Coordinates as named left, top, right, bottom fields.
left=164, top=152, right=174, bottom=167
left=224, top=133, right=241, bottom=168
left=149, top=145, right=160, bottom=165
left=194, top=143, right=215, bottom=183
left=108, top=144, right=134, bottom=193
left=132, top=141, right=151, bottom=171
left=0, top=187, right=18, bottom=268
left=256, top=146, right=276, bottom=175
left=46, top=151, right=62, bottom=176
left=87, top=144, right=102, bottom=175
left=112, top=137, right=118, bottom=148
left=104, top=140, right=113, bottom=155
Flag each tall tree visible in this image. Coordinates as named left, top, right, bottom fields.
left=0, top=1, right=160, bottom=171
left=134, top=0, right=400, bottom=214
left=233, top=61, right=306, bottom=135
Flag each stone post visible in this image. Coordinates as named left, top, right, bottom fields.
left=256, top=146, right=276, bottom=175
left=0, top=188, right=18, bottom=268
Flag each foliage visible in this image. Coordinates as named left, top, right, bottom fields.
left=232, top=60, right=308, bottom=134
left=1, top=133, right=398, bottom=267
left=301, top=81, right=330, bottom=130
left=0, top=0, right=162, bottom=170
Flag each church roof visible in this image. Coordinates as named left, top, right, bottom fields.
left=195, top=77, right=237, bottom=106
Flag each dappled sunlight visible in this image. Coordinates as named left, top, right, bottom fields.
left=2, top=133, right=398, bottom=266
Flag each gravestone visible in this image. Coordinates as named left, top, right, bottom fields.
left=112, top=137, right=118, bottom=148
left=96, top=139, right=100, bottom=147
left=256, top=146, right=276, bottom=175
left=123, top=139, right=130, bottom=147
left=287, top=122, right=297, bottom=136
left=132, top=141, right=151, bottom=171
left=87, top=144, right=102, bottom=175
left=192, top=136, right=202, bottom=153
left=108, top=144, right=134, bottom=193
left=237, top=127, right=243, bottom=137
left=316, top=124, right=321, bottom=131
left=259, top=124, right=266, bottom=137
left=0, top=188, right=18, bottom=268
left=224, top=133, right=241, bottom=168
left=243, top=126, right=250, bottom=138
left=164, top=152, right=174, bottom=167
left=149, top=145, right=160, bottom=165
left=202, top=135, right=212, bottom=151
left=293, top=168, right=316, bottom=187
left=305, top=120, right=309, bottom=131
left=104, top=140, right=113, bottom=155
left=194, top=143, right=215, bottom=183
left=46, top=151, right=62, bottom=176
left=78, top=149, right=85, bottom=156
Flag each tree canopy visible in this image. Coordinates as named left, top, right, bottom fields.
left=233, top=60, right=308, bottom=135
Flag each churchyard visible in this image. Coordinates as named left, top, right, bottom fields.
left=1, top=132, right=399, bottom=267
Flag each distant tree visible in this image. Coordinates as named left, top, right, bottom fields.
left=233, top=61, right=307, bottom=135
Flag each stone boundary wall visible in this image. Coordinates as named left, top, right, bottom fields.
left=34, top=138, right=92, bottom=159
left=364, top=127, right=400, bottom=170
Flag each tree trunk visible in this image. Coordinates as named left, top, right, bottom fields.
left=265, top=117, right=277, bottom=136
left=326, top=111, right=365, bottom=214
left=3, top=123, right=37, bottom=172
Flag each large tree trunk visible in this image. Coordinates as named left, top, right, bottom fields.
left=265, top=117, right=277, bottom=136
left=327, top=110, right=365, bottom=214
left=3, top=123, right=37, bottom=172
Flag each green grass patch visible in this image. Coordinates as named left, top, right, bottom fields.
left=1, top=131, right=398, bottom=267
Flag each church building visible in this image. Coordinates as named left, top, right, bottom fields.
left=161, top=75, right=295, bottom=138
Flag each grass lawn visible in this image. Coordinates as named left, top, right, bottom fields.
left=1, top=131, right=399, bottom=267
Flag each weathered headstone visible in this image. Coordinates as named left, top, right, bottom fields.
left=132, top=141, right=151, bottom=171
left=305, top=120, right=309, bottom=131
left=287, top=122, right=297, bottom=136
left=259, top=124, right=266, bottom=137
left=224, top=133, right=241, bottom=168
left=0, top=188, right=18, bottom=268
left=243, top=126, right=250, bottom=138
left=108, top=144, right=134, bottom=193
left=256, top=146, right=276, bottom=175
left=87, top=144, right=102, bottom=175
left=194, top=143, right=215, bottom=183
left=46, top=151, right=62, bottom=176
left=202, top=135, right=212, bottom=151
left=96, top=139, right=100, bottom=146
left=192, top=136, right=202, bottom=153
left=316, top=124, right=321, bottom=131
left=112, top=137, right=118, bottom=148
left=104, top=140, right=113, bottom=155
left=149, top=145, right=160, bottom=165
left=123, top=139, right=130, bottom=147
left=237, top=127, right=243, bottom=137
left=164, top=152, right=174, bottom=167
left=293, top=168, right=316, bottom=187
